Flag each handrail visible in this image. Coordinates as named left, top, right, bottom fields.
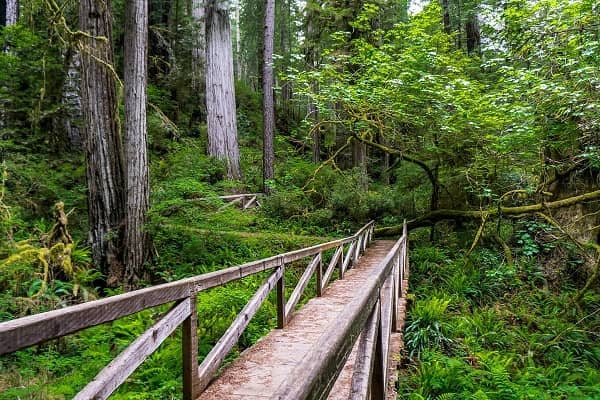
left=273, top=221, right=409, bottom=400
left=0, top=220, right=375, bottom=399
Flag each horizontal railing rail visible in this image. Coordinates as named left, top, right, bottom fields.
left=187, top=193, right=262, bottom=210
left=273, top=221, right=409, bottom=400
left=0, top=220, right=375, bottom=399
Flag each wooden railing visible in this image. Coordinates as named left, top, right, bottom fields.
left=188, top=193, right=262, bottom=210
left=273, top=222, right=409, bottom=400
left=0, top=221, right=375, bottom=400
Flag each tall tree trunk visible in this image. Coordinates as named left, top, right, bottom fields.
left=262, top=0, right=275, bottom=193
left=206, top=0, right=241, bottom=179
left=123, top=0, right=150, bottom=288
left=62, top=49, right=83, bottom=148
left=305, top=0, right=320, bottom=163
left=234, top=0, right=242, bottom=79
left=5, top=0, right=17, bottom=25
left=79, top=0, right=126, bottom=286
left=191, top=0, right=205, bottom=91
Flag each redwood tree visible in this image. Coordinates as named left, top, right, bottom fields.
left=205, top=0, right=241, bottom=180
left=123, top=0, right=150, bottom=287
left=79, top=0, right=126, bottom=286
left=262, top=0, right=275, bottom=192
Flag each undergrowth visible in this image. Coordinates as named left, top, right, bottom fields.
left=398, top=228, right=600, bottom=400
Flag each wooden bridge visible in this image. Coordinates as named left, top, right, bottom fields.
left=0, top=221, right=410, bottom=399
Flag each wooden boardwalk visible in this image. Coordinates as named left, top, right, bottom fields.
left=197, top=240, right=408, bottom=399
left=0, top=220, right=410, bottom=399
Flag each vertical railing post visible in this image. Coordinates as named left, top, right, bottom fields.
left=182, top=294, right=199, bottom=400
left=392, top=257, right=398, bottom=332
left=338, top=244, right=345, bottom=279
left=371, top=302, right=386, bottom=400
left=353, top=237, right=360, bottom=265
left=316, top=252, right=323, bottom=297
left=277, top=263, right=286, bottom=329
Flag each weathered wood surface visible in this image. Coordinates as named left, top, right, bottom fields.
left=0, top=222, right=373, bottom=355
left=197, top=266, right=284, bottom=392
left=0, top=221, right=379, bottom=400
left=284, top=253, right=321, bottom=324
left=349, top=300, right=380, bottom=400
left=196, top=241, right=395, bottom=400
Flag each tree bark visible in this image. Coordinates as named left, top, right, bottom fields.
left=5, top=0, right=17, bottom=26
left=191, top=0, right=205, bottom=91
left=262, top=0, right=275, bottom=193
left=62, top=49, right=83, bottom=148
left=123, top=0, right=150, bottom=288
left=234, top=0, right=242, bottom=79
left=305, top=0, right=320, bottom=163
left=79, top=0, right=126, bottom=286
left=206, top=0, right=242, bottom=180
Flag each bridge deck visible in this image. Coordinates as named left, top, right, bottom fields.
left=197, top=240, right=403, bottom=399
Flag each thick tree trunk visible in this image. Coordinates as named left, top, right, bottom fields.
left=5, top=0, right=17, bottom=25
left=262, top=0, right=275, bottom=193
left=79, top=0, right=126, bottom=286
left=206, top=0, right=241, bottom=179
left=123, top=0, right=150, bottom=288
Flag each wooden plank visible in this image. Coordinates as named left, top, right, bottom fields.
left=353, top=235, right=362, bottom=264
left=379, top=275, right=394, bottom=390
left=338, top=245, right=345, bottom=279
left=371, top=323, right=386, bottom=400
left=392, top=261, right=399, bottom=333
left=342, top=242, right=355, bottom=273
left=349, top=300, right=380, bottom=400
left=242, top=196, right=257, bottom=210
left=0, top=282, right=193, bottom=355
left=74, top=299, right=191, bottom=400
left=321, top=245, right=343, bottom=292
left=316, top=252, right=323, bottom=297
left=183, top=295, right=199, bottom=400
left=285, top=253, right=320, bottom=322
left=277, top=265, right=286, bottom=329
left=197, top=266, right=284, bottom=392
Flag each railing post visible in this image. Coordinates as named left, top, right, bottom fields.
left=338, top=245, right=345, bottom=279
left=316, top=252, right=323, bottom=297
left=371, top=303, right=386, bottom=400
left=353, top=237, right=360, bottom=265
left=392, top=258, right=398, bottom=332
left=182, top=294, right=199, bottom=400
left=277, top=264, right=286, bottom=329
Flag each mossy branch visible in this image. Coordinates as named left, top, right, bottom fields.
left=376, top=189, right=600, bottom=236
